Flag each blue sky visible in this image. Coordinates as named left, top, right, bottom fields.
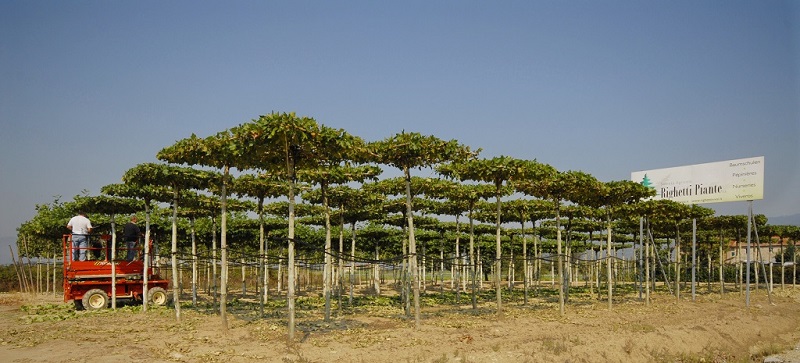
left=1, top=1, right=798, bottom=264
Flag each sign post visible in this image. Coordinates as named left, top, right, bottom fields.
left=632, top=156, right=764, bottom=306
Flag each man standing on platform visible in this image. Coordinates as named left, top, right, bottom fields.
left=67, top=211, right=92, bottom=261
left=123, top=215, right=141, bottom=261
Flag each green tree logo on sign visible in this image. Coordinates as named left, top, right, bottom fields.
left=640, top=174, right=654, bottom=189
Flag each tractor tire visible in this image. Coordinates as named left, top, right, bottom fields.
left=148, top=287, right=169, bottom=307
left=82, top=289, right=109, bottom=311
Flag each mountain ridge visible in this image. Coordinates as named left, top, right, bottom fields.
left=769, top=213, right=800, bottom=226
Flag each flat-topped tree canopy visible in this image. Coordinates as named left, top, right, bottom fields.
left=302, top=185, right=380, bottom=208
left=438, top=156, right=553, bottom=188
left=358, top=221, right=405, bottom=252
left=363, top=176, right=452, bottom=203
left=370, top=131, right=479, bottom=171
left=122, top=162, right=214, bottom=194
left=262, top=200, right=323, bottom=219
left=297, top=164, right=382, bottom=188
left=311, top=185, right=385, bottom=226
left=101, top=182, right=172, bottom=206
left=223, top=112, right=370, bottom=175
left=230, top=174, right=290, bottom=202
left=437, top=182, right=497, bottom=211
left=178, top=191, right=253, bottom=218
left=512, top=169, right=594, bottom=206
left=495, top=199, right=544, bottom=225
left=581, top=180, right=653, bottom=214
left=157, top=130, right=240, bottom=170
left=379, top=213, right=440, bottom=231
left=525, top=199, right=556, bottom=222
left=224, top=113, right=368, bottom=337
left=303, top=185, right=362, bottom=206
left=18, top=198, right=80, bottom=258
left=75, top=194, right=143, bottom=217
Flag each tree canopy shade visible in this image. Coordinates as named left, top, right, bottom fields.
left=217, top=112, right=372, bottom=339
left=512, top=169, right=594, bottom=315
left=21, top=109, right=800, bottom=343
left=102, top=181, right=174, bottom=312
left=581, top=180, right=654, bottom=309
left=157, top=129, right=240, bottom=328
left=430, top=182, right=496, bottom=309
left=438, top=156, right=553, bottom=312
left=71, top=194, right=144, bottom=309
left=17, top=197, right=76, bottom=258
left=370, top=131, right=478, bottom=328
left=229, top=174, right=288, bottom=314
left=298, top=164, right=381, bottom=321
left=123, top=162, right=214, bottom=322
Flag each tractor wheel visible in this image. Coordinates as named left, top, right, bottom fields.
left=148, top=287, right=169, bottom=307
left=82, top=289, right=109, bottom=311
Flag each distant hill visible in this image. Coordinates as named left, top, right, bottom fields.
left=769, top=214, right=800, bottom=226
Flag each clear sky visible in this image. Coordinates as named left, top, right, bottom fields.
left=1, top=1, right=798, bottom=264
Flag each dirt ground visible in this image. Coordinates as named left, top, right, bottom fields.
left=2, top=286, right=800, bottom=363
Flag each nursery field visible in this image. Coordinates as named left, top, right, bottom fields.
left=2, top=286, right=800, bottom=363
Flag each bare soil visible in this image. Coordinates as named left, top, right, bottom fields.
left=2, top=287, right=800, bottom=363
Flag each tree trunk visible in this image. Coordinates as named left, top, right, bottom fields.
left=404, top=167, right=421, bottom=329
left=277, top=253, right=283, bottom=293
left=259, top=200, right=268, bottom=317
left=374, top=245, right=381, bottom=294
left=191, top=216, right=198, bottom=306
left=323, top=184, right=332, bottom=322
left=494, top=187, right=502, bottom=313
left=402, top=220, right=410, bottom=316
left=220, top=165, right=230, bottom=330
left=287, top=177, right=296, bottom=341
left=719, top=227, right=724, bottom=295
left=338, top=213, right=345, bottom=315
left=522, top=219, right=528, bottom=305
left=10, top=245, right=23, bottom=294
left=170, top=191, right=181, bottom=322
left=350, top=222, right=356, bottom=305
left=52, top=249, right=57, bottom=296
left=454, top=215, right=461, bottom=301
left=241, top=259, right=246, bottom=296
left=645, top=220, right=650, bottom=305
left=110, top=214, right=117, bottom=309
left=143, top=202, right=151, bottom=312
left=556, top=201, right=564, bottom=315
left=212, top=218, right=218, bottom=307
left=439, top=246, right=444, bottom=294
left=606, top=213, right=613, bottom=310
left=469, top=208, right=477, bottom=310
left=780, top=239, right=785, bottom=290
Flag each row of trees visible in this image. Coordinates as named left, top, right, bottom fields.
left=15, top=112, right=800, bottom=339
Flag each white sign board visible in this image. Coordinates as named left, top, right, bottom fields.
left=631, top=156, right=764, bottom=204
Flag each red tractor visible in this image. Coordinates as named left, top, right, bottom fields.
left=62, top=234, right=170, bottom=310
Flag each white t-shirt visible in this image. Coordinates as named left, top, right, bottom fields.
left=67, top=215, right=93, bottom=235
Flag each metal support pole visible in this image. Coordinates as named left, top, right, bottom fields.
left=639, top=217, right=644, bottom=300
left=746, top=201, right=752, bottom=308
left=692, top=218, right=697, bottom=301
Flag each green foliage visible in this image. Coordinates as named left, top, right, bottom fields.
left=19, top=303, right=78, bottom=323
left=123, top=163, right=215, bottom=193
left=0, top=264, right=21, bottom=292
left=16, top=111, right=798, bottom=310
left=371, top=131, right=478, bottom=171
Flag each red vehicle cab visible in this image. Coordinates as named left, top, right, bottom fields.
left=62, top=234, right=170, bottom=310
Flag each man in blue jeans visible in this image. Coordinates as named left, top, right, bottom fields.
left=67, top=211, right=93, bottom=261
left=123, top=216, right=141, bottom=261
